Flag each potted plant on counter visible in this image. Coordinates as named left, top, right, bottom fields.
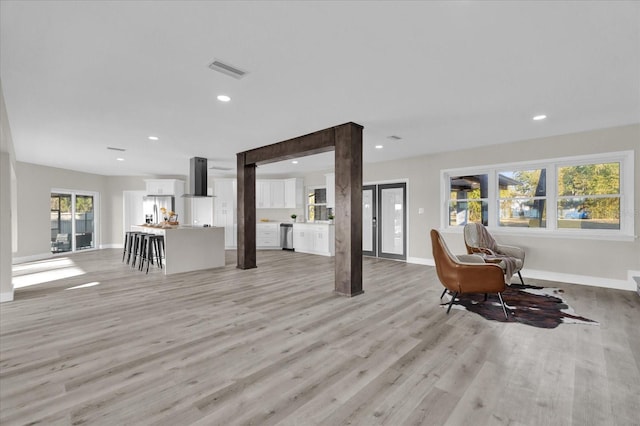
left=290, top=214, right=297, bottom=223
left=328, top=213, right=334, bottom=224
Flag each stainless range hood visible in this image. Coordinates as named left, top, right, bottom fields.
left=183, top=157, right=213, bottom=197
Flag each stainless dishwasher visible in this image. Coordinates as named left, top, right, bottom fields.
left=280, top=223, right=294, bottom=250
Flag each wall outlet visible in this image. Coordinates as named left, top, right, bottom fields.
left=418, top=207, right=424, bottom=214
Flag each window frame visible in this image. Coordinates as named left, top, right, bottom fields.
left=306, top=185, right=328, bottom=222
left=441, top=151, right=634, bottom=240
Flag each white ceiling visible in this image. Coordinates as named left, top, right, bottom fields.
left=1, top=1, right=638, bottom=178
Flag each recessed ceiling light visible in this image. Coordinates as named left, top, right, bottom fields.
left=217, top=95, right=231, bottom=102
left=533, top=114, right=547, bottom=121
left=375, top=145, right=383, bottom=149
left=116, top=157, right=125, bottom=162
left=148, top=136, right=159, bottom=141
left=292, top=160, right=298, bottom=164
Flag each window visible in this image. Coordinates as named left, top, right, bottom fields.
left=448, top=174, right=489, bottom=226
left=307, top=187, right=331, bottom=221
left=557, top=162, right=620, bottom=230
left=442, top=151, right=633, bottom=239
left=498, top=168, right=546, bottom=228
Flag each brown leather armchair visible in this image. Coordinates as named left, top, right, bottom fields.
left=430, top=229, right=508, bottom=318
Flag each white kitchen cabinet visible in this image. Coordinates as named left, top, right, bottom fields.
left=145, top=179, right=183, bottom=196
left=269, top=180, right=285, bottom=208
left=325, top=173, right=335, bottom=210
left=256, top=222, right=280, bottom=249
left=256, top=180, right=270, bottom=208
left=292, top=223, right=334, bottom=256
left=214, top=179, right=237, bottom=248
left=257, top=179, right=286, bottom=208
left=284, top=178, right=303, bottom=208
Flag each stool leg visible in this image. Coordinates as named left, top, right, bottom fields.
left=145, top=237, right=153, bottom=274
left=139, top=237, right=148, bottom=272
left=122, top=233, right=129, bottom=262
left=130, top=234, right=139, bottom=268
left=157, top=237, right=164, bottom=269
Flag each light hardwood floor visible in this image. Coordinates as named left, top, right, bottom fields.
left=1, top=249, right=639, bottom=425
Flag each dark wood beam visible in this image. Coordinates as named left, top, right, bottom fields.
left=244, top=126, right=337, bottom=166
left=236, top=152, right=256, bottom=269
left=236, top=122, right=363, bottom=296
left=334, top=123, right=363, bottom=296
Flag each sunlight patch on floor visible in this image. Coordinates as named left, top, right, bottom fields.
left=12, top=258, right=86, bottom=288
left=66, top=281, right=100, bottom=290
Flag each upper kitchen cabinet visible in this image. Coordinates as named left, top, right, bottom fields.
left=256, top=180, right=272, bottom=208
left=145, top=179, right=184, bottom=196
left=257, top=179, right=295, bottom=209
left=284, top=178, right=303, bottom=208
left=325, top=173, right=335, bottom=209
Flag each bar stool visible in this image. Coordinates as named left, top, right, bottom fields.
left=140, top=234, right=164, bottom=274
left=122, top=231, right=137, bottom=264
left=152, top=235, right=165, bottom=271
left=130, top=232, right=149, bottom=269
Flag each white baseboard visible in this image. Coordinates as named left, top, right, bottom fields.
left=407, top=257, right=434, bottom=266
left=406, top=257, right=635, bottom=292
left=12, top=253, right=52, bottom=264
left=628, top=270, right=640, bottom=296
left=1, top=290, right=14, bottom=303
left=100, top=243, right=123, bottom=249
left=522, top=268, right=634, bottom=292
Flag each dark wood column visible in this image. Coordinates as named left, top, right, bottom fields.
left=334, top=123, right=363, bottom=296
left=236, top=122, right=363, bottom=295
left=237, top=152, right=256, bottom=269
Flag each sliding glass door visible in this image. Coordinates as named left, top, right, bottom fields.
left=50, top=191, right=97, bottom=253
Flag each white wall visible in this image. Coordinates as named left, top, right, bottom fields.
left=14, top=162, right=108, bottom=260
left=7, top=123, right=639, bottom=291
left=359, top=124, right=640, bottom=290
left=0, top=81, right=16, bottom=302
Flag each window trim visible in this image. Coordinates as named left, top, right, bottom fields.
left=441, top=151, right=634, bottom=241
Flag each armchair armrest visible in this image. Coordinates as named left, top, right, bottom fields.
left=457, top=254, right=486, bottom=264
left=453, top=263, right=505, bottom=293
left=496, top=244, right=525, bottom=259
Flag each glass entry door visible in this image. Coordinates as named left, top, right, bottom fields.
left=362, top=185, right=376, bottom=256
left=362, top=182, right=406, bottom=260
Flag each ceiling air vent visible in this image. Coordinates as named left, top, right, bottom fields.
left=107, top=146, right=126, bottom=151
left=208, top=59, right=248, bottom=79
left=387, top=135, right=402, bottom=141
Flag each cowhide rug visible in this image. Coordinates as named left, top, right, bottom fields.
left=441, top=284, right=599, bottom=329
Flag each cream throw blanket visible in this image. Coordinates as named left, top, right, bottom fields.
left=474, top=224, right=518, bottom=284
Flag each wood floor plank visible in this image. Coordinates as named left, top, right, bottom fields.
left=1, top=249, right=638, bottom=425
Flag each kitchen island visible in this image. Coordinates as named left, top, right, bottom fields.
left=131, top=225, right=225, bottom=274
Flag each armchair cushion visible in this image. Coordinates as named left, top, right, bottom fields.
left=463, top=223, right=526, bottom=284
